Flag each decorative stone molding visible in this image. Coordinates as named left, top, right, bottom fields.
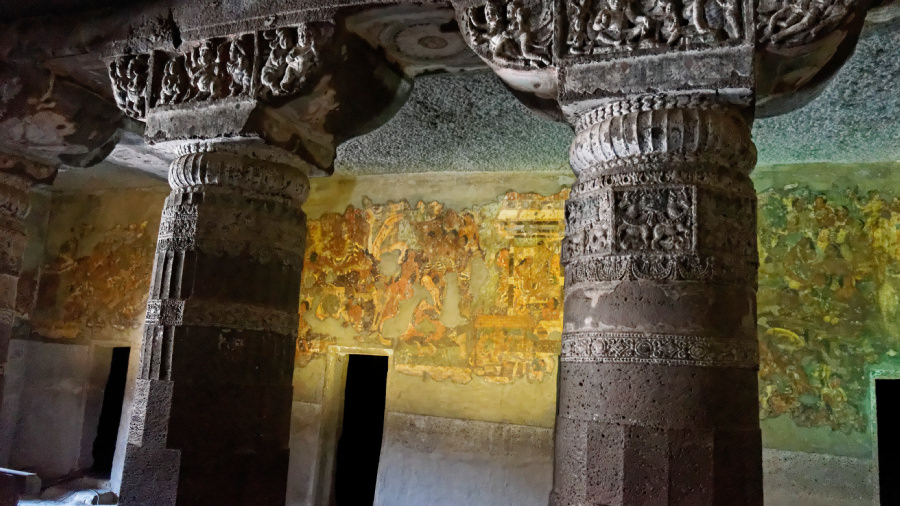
left=145, top=299, right=186, bottom=327
left=569, top=97, right=756, bottom=175
left=346, top=5, right=486, bottom=76
left=562, top=252, right=755, bottom=285
left=0, top=171, right=31, bottom=221
left=0, top=308, right=14, bottom=327
left=146, top=298, right=297, bottom=338
left=168, top=147, right=311, bottom=205
left=109, top=22, right=332, bottom=119
left=560, top=331, right=759, bottom=367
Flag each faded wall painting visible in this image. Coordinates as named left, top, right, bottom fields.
left=30, top=189, right=167, bottom=342
left=297, top=190, right=567, bottom=385
left=756, top=164, right=900, bottom=447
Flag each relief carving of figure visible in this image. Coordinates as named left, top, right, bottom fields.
left=187, top=41, right=223, bottom=100
left=467, top=0, right=551, bottom=67
left=616, top=191, right=653, bottom=250
left=716, top=0, right=743, bottom=40
left=125, top=58, right=148, bottom=116
left=567, top=0, right=593, bottom=54
left=683, top=0, right=711, bottom=35
left=616, top=188, right=692, bottom=251
left=261, top=26, right=318, bottom=97
left=225, top=38, right=253, bottom=96
left=281, top=26, right=319, bottom=93
left=758, top=0, right=847, bottom=45
left=653, top=0, right=684, bottom=45
left=110, top=58, right=129, bottom=113
left=650, top=188, right=692, bottom=250
left=592, top=0, right=653, bottom=47
left=160, top=57, right=188, bottom=105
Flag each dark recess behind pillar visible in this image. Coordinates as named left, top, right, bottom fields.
left=877, top=379, right=900, bottom=505
left=91, top=347, right=129, bottom=476
left=334, top=354, right=388, bottom=505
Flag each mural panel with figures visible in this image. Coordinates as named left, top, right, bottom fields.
left=757, top=166, right=900, bottom=440
left=296, top=190, right=567, bottom=385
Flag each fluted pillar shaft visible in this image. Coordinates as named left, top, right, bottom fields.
left=551, top=95, right=762, bottom=505
left=118, top=143, right=310, bottom=506
left=0, top=172, right=32, bottom=411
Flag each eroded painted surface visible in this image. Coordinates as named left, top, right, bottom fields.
left=297, top=189, right=567, bottom=385
left=756, top=163, right=900, bottom=456
left=30, top=188, right=167, bottom=342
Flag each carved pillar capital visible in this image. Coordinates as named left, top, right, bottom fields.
left=108, top=18, right=411, bottom=175
left=569, top=94, right=756, bottom=177
left=452, top=0, right=875, bottom=118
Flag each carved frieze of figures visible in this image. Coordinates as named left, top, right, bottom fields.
left=260, top=25, right=320, bottom=97
left=463, top=0, right=552, bottom=68
left=756, top=0, right=850, bottom=46
left=562, top=0, right=744, bottom=56
left=109, top=54, right=149, bottom=119
left=109, top=23, right=327, bottom=115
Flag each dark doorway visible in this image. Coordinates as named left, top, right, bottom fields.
left=91, top=347, right=129, bottom=476
left=334, top=354, right=388, bottom=505
left=877, top=379, right=900, bottom=505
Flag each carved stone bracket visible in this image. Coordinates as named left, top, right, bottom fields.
left=109, top=23, right=332, bottom=120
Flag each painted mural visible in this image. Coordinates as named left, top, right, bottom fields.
left=30, top=191, right=165, bottom=341
left=297, top=191, right=567, bottom=384
left=757, top=181, right=900, bottom=434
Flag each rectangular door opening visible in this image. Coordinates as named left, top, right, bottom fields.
left=876, top=378, right=900, bottom=505
left=333, top=354, right=388, bottom=505
left=90, top=346, right=129, bottom=477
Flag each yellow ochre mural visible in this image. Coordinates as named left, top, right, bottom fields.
left=296, top=190, right=567, bottom=384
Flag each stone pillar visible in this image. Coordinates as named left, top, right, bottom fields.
left=551, top=95, right=761, bottom=505
left=0, top=172, right=32, bottom=409
left=106, top=14, right=409, bottom=502
left=118, top=142, right=310, bottom=506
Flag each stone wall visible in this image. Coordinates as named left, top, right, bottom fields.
left=0, top=183, right=168, bottom=481
left=288, top=172, right=569, bottom=505
left=1, top=165, right=892, bottom=503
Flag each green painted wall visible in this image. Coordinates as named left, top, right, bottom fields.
left=755, top=162, right=900, bottom=458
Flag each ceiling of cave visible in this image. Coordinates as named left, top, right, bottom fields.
left=40, top=1, right=900, bottom=189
